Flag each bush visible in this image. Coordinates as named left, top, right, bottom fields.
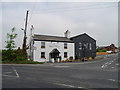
left=2, top=49, right=28, bottom=62
left=15, top=49, right=28, bottom=61
left=2, top=49, right=14, bottom=61
left=69, top=56, right=73, bottom=60
left=2, top=49, right=45, bottom=64
left=96, top=49, right=107, bottom=52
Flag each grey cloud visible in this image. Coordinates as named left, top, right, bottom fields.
left=2, top=2, right=118, bottom=49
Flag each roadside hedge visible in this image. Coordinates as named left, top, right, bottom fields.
left=2, top=49, right=44, bottom=64
left=96, top=49, right=107, bottom=52
left=2, top=49, right=28, bottom=62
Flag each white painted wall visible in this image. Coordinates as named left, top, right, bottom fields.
left=33, top=41, right=74, bottom=62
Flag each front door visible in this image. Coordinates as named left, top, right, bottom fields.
left=50, top=49, right=60, bottom=62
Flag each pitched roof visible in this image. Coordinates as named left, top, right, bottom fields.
left=33, top=34, right=73, bottom=43
left=70, top=33, right=96, bottom=41
left=50, top=48, right=60, bottom=53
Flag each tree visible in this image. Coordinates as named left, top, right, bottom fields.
left=5, top=27, right=17, bottom=50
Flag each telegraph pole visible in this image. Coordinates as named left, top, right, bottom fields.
left=29, top=25, right=34, bottom=61
left=22, top=10, right=29, bottom=51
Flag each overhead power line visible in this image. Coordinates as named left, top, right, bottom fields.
left=33, top=5, right=117, bottom=14
left=33, top=3, right=117, bottom=11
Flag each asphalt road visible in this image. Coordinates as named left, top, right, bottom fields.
left=2, top=53, right=119, bottom=89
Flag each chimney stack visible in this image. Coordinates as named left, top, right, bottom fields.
left=64, top=30, right=70, bottom=38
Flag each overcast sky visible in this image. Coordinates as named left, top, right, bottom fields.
left=1, top=1, right=118, bottom=49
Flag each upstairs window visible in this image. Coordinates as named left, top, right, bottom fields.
left=41, top=52, right=45, bottom=58
left=89, top=43, right=92, bottom=50
left=64, top=43, right=67, bottom=49
left=64, top=52, right=67, bottom=58
left=79, top=42, right=82, bottom=50
left=85, top=43, right=88, bottom=49
left=41, top=42, right=45, bottom=48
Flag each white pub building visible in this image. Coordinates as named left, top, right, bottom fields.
left=28, top=30, right=75, bottom=63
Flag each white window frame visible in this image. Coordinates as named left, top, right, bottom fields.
left=64, top=52, right=67, bottom=58
left=79, top=42, right=82, bottom=50
left=89, top=43, right=92, bottom=50
left=41, top=42, right=45, bottom=48
left=64, top=43, right=68, bottom=49
left=41, top=52, right=45, bottom=58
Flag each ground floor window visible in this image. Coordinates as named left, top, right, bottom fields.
left=64, top=52, right=67, bottom=58
left=41, top=52, right=45, bottom=58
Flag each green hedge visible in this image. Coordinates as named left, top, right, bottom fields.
left=96, top=49, right=107, bottom=52
left=2, top=49, right=44, bottom=64
left=2, top=49, right=28, bottom=61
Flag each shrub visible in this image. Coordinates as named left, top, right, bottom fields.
left=72, top=59, right=75, bottom=62
left=2, top=49, right=15, bottom=61
left=15, top=49, right=28, bottom=61
left=2, top=49, right=28, bottom=62
left=2, top=49, right=45, bottom=64
left=69, top=56, right=73, bottom=60
left=96, top=49, right=107, bottom=52
left=65, top=59, right=69, bottom=62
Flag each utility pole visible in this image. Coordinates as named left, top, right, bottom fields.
left=29, top=25, right=34, bottom=61
left=22, top=10, right=29, bottom=51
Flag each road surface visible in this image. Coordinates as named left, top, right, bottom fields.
left=2, top=53, right=119, bottom=89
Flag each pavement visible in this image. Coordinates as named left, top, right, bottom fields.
left=2, top=53, right=119, bottom=89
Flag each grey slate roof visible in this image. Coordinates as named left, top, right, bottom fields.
left=33, top=34, right=73, bottom=43
left=70, top=33, right=96, bottom=41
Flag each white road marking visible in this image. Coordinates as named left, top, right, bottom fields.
left=101, top=58, right=118, bottom=68
left=54, top=83, right=84, bottom=88
left=107, top=79, right=118, bottom=82
left=78, top=86, right=84, bottom=88
left=101, top=65, right=104, bottom=68
left=101, top=64, right=107, bottom=68
left=4, top=72, right=12, bottom=74
left=1, top=74, right=18, bottom=78
left=107, top=79, right=120, bottom=83
left=105, top=62, right=108, bottom=64
left=54, top=66, right=69, bottom=68
left=2, top=67, right=20, bottom=78
left=109, top=63, right=112, bottom=65
left=12, top=67, right=20, bottom=78
left=111, top=67, right=115, bottom=68
left=108, top=79, right=116, bottom=82
left=57, top=83, right=75, bottom=88
left=116, top=64, right=119, bottom=66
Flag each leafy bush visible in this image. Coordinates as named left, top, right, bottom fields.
left=2, top=49, right=44, bottom=64
left=96, top=49, right=107, bottom=52
left=2, top=49, right=28, bottom=62
left=69, top=56, right=73, bottom=60
left=15, top=49, right=28, bottom=61
left=2, top=49, right=15, bottom=61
